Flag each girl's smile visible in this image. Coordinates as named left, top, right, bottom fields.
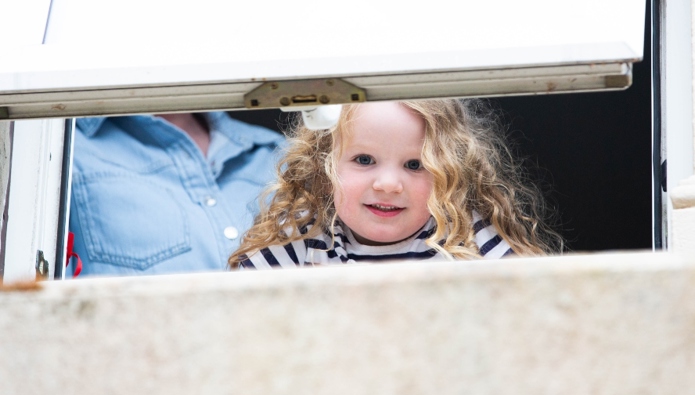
left=365, top=203, right=405, bottom=217
left=333, top=102, right=433, bottom=246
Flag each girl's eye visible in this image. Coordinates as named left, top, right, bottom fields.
left=354, top=155, right=374, bottom=165
left=405, top=159, right=422, bottom=170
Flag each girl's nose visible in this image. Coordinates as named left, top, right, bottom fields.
left=373, top=169, right=404, bottom=193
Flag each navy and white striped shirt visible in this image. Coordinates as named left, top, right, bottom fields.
left=239, top=212, right=513, bottom=269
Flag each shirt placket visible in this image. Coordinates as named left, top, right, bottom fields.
left=147, top=119, right=231, bottom=269
left=206, top=130, right=255, bottom=263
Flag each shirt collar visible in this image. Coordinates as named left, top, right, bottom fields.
left=76, top=112, right=284, bottom=146
left=76, top=117, right=107, bottom=137
left=206, top=112, right=284, bottom=146
left=340, top=216, right=436, bottom=254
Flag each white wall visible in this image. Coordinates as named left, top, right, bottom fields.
left=663, top=0, right=694, bottom=248
left=669, top=0, right=695, bottom=251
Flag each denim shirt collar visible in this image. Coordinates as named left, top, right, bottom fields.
left=205, top=112, right=283, bottom=147
left=76, top=117, right=107, bottom=137
left=76, top=112, right=284, bottom=147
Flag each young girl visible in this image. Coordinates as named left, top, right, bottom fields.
left=229, top=99, right=562, bottom=269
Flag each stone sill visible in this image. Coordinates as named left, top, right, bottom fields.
left=0, top=251, right=692, bottom=395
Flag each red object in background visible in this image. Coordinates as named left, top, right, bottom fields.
left=65, top=231, right=82, bottom=277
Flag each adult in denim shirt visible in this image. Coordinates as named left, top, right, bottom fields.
left=68, top=112, right=284, bottom=276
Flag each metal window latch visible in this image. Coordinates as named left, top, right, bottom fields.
left=36, top=250, right=49, bottom=279
left=244, top=78, right=366, bottom=109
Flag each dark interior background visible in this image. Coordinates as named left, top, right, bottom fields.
left=229, top=4, right=653, bottom=253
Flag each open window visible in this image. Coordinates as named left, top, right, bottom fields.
left=0, top=0, right=650, bottom=281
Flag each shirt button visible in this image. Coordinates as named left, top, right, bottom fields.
left=205, top=197, right=217, bottom=207
left=224, top=226, right=239, bottom=240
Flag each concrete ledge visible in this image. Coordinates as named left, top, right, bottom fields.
left=1, top=251, right=694, bottom=395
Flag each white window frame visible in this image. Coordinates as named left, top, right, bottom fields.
left=0, top=0, right=652, bottom=281
left=2, top=119, right=68, bottom=282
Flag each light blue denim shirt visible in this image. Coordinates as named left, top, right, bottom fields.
left=68, top=112, right=284, bottom=276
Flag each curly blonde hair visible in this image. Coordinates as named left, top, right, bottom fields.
left=229, top=99, right=562, bottom=268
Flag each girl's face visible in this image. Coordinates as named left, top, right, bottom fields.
left=334, top=102, right=433, bottom=246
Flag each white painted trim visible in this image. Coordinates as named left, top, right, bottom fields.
left=0, top=62, right=633, bottom=120
left=0, top=43, right=640, bottom=92
left=3, top=120, right=66, bottom=283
